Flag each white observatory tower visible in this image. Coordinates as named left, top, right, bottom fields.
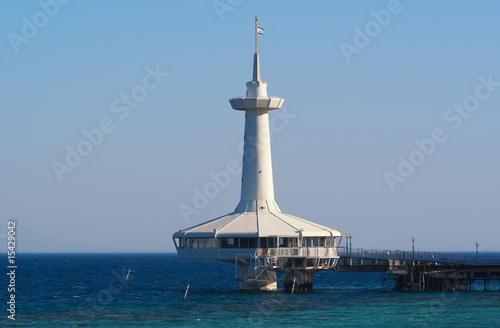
left=173, top=17, right=342, bottom=292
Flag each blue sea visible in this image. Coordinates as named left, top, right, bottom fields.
left=2, top=253, right=500, bottom=327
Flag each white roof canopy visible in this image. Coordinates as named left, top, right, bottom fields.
left=174, top=209, right=341, bottom=239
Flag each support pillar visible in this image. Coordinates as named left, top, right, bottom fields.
left=284, top=271, right=313, bottom=292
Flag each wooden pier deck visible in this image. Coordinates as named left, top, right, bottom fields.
left=335, top=248, right=500, bottom=291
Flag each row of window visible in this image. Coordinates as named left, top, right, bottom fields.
left=302, top=237, right=328, bottom=247
left=190, top=237, right=217, bottom=249
left=220, top=237, right=257, bottom=249
left=175, top=237, right=333, bottom=249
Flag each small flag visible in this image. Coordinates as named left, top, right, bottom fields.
left=257, top=26, right=264, bottom=36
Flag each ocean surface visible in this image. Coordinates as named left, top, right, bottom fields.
left=2, top=253, right=500, bottom=327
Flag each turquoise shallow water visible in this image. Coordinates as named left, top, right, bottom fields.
left=2, top=253, right=500, bottom=327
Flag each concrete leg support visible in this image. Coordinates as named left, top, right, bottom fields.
left=239, top=269, right=277, bottom=291
left=284, top=271, right=313, bottom=292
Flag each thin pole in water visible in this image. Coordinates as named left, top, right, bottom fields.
left=291, top=277, right=296, bottom=294
left=125, top=268, right=131, bottom=282
left=184, top=283, right=190, bottom=300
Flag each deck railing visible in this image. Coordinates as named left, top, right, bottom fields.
left=339, top=247, right=500, bottom=266
left=254, top=247, right=339, bottom=259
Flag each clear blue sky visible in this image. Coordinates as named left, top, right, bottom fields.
left=1, top=0, right=499, bottom=252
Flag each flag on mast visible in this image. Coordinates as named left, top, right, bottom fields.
left=257, top=26, right=264, bottom=36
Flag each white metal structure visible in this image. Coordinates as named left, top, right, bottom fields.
left=173, top=17, right=342, bottom=291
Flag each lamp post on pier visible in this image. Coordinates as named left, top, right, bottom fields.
left=345, top=234, right=349, bottom=259
left=475, top=242, right=480, bottom=265
left=345, top=233, right=353, bottom=265
left=347, top=234, right=353, bottom=258
left=411, top=236, right=416, bottom=266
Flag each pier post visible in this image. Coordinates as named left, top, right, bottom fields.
left=284, top=271, right=313, bottom=292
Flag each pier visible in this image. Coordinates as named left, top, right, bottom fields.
left=336, top=248, right=500, bottom=292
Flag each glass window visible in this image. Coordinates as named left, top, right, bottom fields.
left=236, top=238, right=257, bottom=248
left=190, top=238, right=199, bottom=249
left=279, top=237, right=298, bottom=247
left=302, top=237, right=328, bottom=247
left=188, top=238, right=216, bottom=249
left=220, top=238, right=237, bottom=248
left=175, top=238, right=185, bottom=248
left=220, top=238, right=227, bottom=248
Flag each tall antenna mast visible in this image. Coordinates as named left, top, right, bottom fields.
left=255, top=15, right=258, bottom=53
left=253, top=15, right=262, bottom=81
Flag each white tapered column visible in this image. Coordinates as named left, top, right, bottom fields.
left=230, top=52, right=284, bottom=213
left=240, top=109, right=274, bottom=201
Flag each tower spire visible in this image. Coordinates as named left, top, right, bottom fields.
left=253, top=15, right=260, bottom=82
left=253, top=53, right=260, bottom=82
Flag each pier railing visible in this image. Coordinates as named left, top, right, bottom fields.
left=339, top=247, right=500, bottom=266
left=255, top=247, right=339, bottom=259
